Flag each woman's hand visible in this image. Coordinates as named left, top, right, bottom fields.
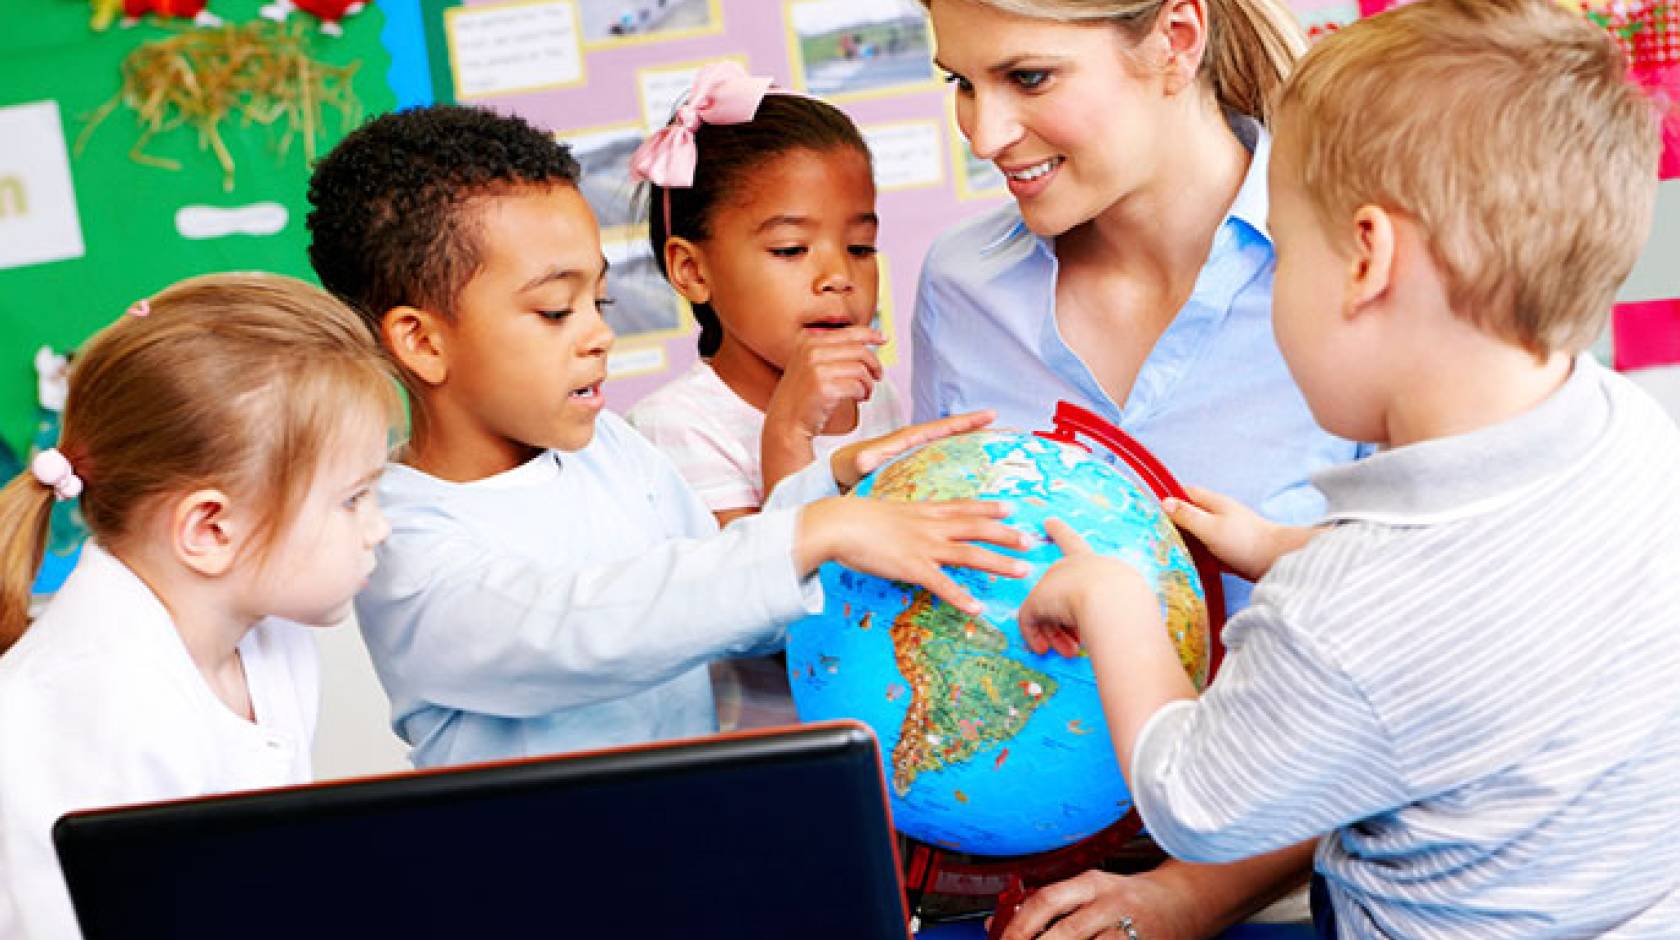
left=996, top=844, right=1316, bottom=940
left=997, top=869, right=1202, bottom=940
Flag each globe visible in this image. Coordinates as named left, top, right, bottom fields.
left=787, top=429, right=1211, bottom=858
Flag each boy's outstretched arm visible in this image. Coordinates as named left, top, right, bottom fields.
left=362, top=453, right=1028, bottom=721
left=1018, top=520, right=1197, bottom=783
left=1163, top=485, right=1320, bottom=582
left=797, top=495, right=1029, bottom=616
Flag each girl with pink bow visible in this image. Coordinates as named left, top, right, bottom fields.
left=624, top=64, right=933, bottom=730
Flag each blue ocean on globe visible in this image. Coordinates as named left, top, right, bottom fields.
left=787, top=430, right=1210, bottom=858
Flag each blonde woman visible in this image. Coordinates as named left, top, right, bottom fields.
left=913, top=1, right=1365, bottom=937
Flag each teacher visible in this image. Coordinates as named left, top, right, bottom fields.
left=913, top=1, right=1364, bottom=937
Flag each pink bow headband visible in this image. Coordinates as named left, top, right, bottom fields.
left=32, top=449, right=83, bottom=502
left=629, top=61, right=775, bottom=189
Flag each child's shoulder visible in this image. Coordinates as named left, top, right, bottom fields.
left=625, top=362, right=742, bottom=424
left=624, top=361, right=760, bottom=444
left=0, top=554, right=210, bottom=739
left=594, top=407, right=676, bottom=461
left=1599, top=362, right=1680, bottom=457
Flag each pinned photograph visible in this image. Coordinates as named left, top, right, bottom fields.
left=601, top=231, right=688, bottom=342
left=560, top=123, right=645, bottom=230
left=786, top=0, right=937, bottom=99
left=860, top=121, right=943, bottom=192
left=577, top=0, right=721, bottom=47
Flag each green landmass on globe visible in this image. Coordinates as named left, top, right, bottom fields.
left=789, top=429, right=1212, bottom=857
left=887, top=589, right=1057, bottom=796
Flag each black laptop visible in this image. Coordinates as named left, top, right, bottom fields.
left=54, top=720, right=911, bottom=939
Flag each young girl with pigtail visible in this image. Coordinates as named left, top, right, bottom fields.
left=0, top=273, right=401, bottom=938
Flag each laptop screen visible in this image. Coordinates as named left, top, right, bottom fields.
left=54, top=721, right=910, bottom=939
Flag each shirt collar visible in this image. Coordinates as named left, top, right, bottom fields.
left=1314, top=354, right=1612, bottom=525
left=75, top=540, right=173, bottom=628
left=976, top=114, right=1272, bottom=257
left=382, top=449, right=563, bottom=497
left=1226, top=116, right=1271, bottom=243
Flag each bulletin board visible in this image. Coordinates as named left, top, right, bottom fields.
left=0, top=0, right=421, bottom=459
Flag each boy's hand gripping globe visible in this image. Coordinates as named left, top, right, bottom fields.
left=787, top=409, right=1223, bottom=858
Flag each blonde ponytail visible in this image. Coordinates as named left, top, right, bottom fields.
left=0, top=273, right=401, bottom=655
left=0, top=473, right=55, bottom=651
left=1205, top=0, right=1306, bottom=124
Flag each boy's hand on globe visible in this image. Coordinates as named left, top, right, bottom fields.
left=829, top=409, right=997, bottom=490
left=795, top=495, right=1030, bottom=615
left=762, top=327, right=884, bottom=493
left=1163, top=485, right=1318, bottom=582
left=1019, top=520, right=1157, bottom=659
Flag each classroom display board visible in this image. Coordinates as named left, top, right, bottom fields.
left=4, top=0, right=1678, bottom=465
left=0, top=2, right=411, bottom=462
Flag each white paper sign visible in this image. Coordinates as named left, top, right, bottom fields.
left=0, top=101, right=85, bottom=271
left=607, top=344, right=666, bottom=378
left=448, top=0, right=583, bottom=100
left=862, top=122, right=943, bottom=191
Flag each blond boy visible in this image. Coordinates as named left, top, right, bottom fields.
left=1010, top=1, right=1680, bottom=935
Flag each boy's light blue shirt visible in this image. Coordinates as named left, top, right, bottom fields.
left=355, top=411, right=833, bottom=768
left=913, top=125, right=1367, bottom=614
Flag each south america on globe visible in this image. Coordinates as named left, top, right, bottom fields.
left=787, top=430, right=1210, bottom=858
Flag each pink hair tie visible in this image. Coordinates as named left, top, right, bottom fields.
left=629, top=61, right=774, bottom=189
left=127, top=298, right=150, bottom=318
left=31, top=448, right=83, bottom=502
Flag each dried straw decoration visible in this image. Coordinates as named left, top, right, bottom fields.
left=76, top=20, right=360, bottom=192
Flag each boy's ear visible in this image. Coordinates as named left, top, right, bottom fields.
left=170, top=488, right=241, bottom=578
left=663, top=237, right=712, bottom=306
left=381, top=306, right=450, bottom=387
left=1344, top=205, right=1396, bottom=318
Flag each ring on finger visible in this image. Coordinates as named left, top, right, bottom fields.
left=1114, top=915, right=1141, bottom=940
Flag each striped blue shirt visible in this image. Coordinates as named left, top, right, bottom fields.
left=1133, top=356, right=1680, bottom=937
